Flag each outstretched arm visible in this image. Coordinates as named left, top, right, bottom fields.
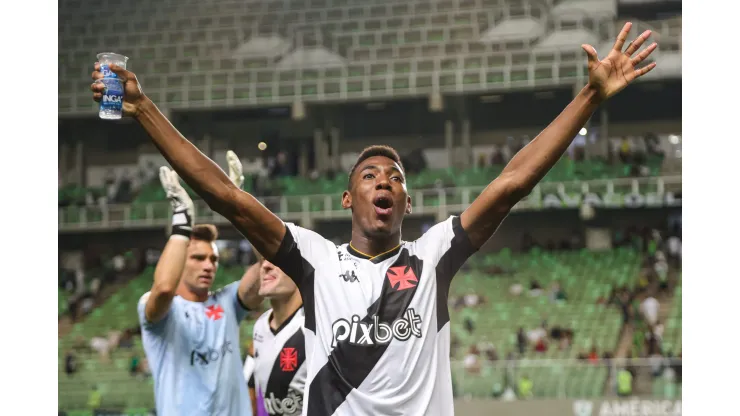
left=91, top=65, right=285, bottom=259
left=461, top=22, right=657, bottom=248
left=145, top=167, right=194, bottom=323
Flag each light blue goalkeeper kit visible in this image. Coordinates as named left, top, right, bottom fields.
left=138, top=281, right=252, bottom=416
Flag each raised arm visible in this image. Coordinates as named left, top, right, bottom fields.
left=461, top=22, right=657, bottom=248
left=91, top=65, right=285, bottom=259
left=144, top=167, right=194, bottom=323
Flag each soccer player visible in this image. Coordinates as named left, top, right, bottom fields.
left=94, top=23, right=657, bottom=415
left=248, top=254, right=306, bottom=416
left=137, top=154, right=263, bottom=416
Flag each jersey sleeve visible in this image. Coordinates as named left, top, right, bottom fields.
left=413, top=216, right=477, bottom=287
left=269, top=222, right=334, bottom=291
left=137, top=291, right=172, bottom=334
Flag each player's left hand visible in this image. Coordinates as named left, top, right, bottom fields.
left=226, top=150, right=245, bottom=190
left=583, top=22, right=658, bottom=102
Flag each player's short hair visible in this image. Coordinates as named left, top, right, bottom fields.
left=347, top=145, right=404, bottom=190
left=191, top=224, right=218, bottom=243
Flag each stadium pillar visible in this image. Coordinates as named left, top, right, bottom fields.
left=330, top=127, right=341, bottom=172
left=59, top=143, right=69, bottom=186
left=461, top=119, right=472, bottom=167
left=298, top=141, right=309, bottom=177
left=75, top=140, right=84, bottom=186
left=313, top=128, right=325, bottom=172
left=444, top=120, right=454, bottom=168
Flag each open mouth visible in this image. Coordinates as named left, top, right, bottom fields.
left=373, top=194, right=394, bottom=217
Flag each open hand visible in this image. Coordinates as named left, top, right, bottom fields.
left=226, top=150, right=245, bottom=190
left=582, top=22, right=658, bottom=102
left=91, top=63, right=147, bottom=117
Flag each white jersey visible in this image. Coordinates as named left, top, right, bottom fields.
left=270, top=216, right=477, bottom=416
left=251, top=307, right=307, bottom=416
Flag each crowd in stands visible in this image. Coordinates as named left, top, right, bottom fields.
left=60, top=131, right=671, bottom=210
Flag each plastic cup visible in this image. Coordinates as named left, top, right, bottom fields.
left=96, top=78, right=125, bottom=120
left=97, top=52, right=129, bottom=79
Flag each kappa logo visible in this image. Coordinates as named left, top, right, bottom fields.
left=386, top=266, right=418, bottom=291
left=279, top=347, right=298, bottom=372
left=340, top=270, right=358, bottom=282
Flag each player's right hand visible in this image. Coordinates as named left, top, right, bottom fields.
left=159, top=166, right=195, bottom=237
left=91, top=62, right=147, bottom=117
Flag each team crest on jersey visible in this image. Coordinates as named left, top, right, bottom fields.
left=280, top=347, right=299, bottom=372
left=386, top=266, right=418, bottom=291
left=205, top=304, right=224, bottom=321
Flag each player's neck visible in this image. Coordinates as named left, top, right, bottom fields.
left=270, top=291, right=303, bottom=331
left=349, top=230, right=401, bottom=258
left=176, top=283, right=209, bottom=302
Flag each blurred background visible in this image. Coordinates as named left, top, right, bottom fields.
left=58, top=0, right=681, bottom=414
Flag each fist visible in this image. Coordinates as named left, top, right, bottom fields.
left=91, top=62, right=147, bottom=117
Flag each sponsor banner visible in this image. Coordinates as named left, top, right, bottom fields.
left=539, top=191, right=681, bottom=209
left=453, top=398, right=681, bottom=416
left=59, top=409, right=156, bottom=416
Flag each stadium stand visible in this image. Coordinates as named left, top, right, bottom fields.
left=58, top=0, right=680, bottom=113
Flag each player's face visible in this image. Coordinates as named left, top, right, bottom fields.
left=258, top=259, right=298, bottom=298
left=343, top=156, right=411, bottom=237
left=182, top=240, right=219, bottom=293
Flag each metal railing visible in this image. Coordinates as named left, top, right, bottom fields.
left=450, top=357, right=682, bottom=399
left=59, top=175, right=682, bottom=232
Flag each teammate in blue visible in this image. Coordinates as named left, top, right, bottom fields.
left=137, top=153, right=263, bottom=416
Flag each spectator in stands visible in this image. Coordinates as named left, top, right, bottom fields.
left=484, top=344, right=499, bottom=362
left=529, top=280, right=543, bottom=297
left=517, top=375, right=534, bottom=399
left=640, top=292, right=660, bottom=326
left=588, top=346, right=600, bottom=364
left=463, top=292, right=483, bottom=307
left=87, top=385, right=102, bottom=410
left=517, top=328, right=527, bottom=355
left=464, top=316, right=475, bottom=334
left=64, top=351, right=77, bottom=377
left=617, top=368, right=633, bottom=397
left=617, top=291, right=632, bottom=324
left=534, top=337, right=548, bottom=354
left=549, top=282, right=567, bottom=303
left=509, top=282, right=524, bottom=297
left=619, top=137, right=632, bottom=163
left=464, top=345, right=481, bottom=375
left=667, top=234, right=682, bottom=268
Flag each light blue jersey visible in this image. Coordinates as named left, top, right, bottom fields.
left=138, top=282, right=252, bottom=416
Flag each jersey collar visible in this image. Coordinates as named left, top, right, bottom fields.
left=347, top=243, right=402, bottom=264
left=268, top=305, right=303, bottom=336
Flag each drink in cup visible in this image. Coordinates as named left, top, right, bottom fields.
left=96, top=78, right=125, bottom=120
left=96, top=52, right=128, bottom=79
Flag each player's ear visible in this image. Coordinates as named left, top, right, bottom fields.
left=342, top=190, right=352, bottom=210
left=406, top=194, right=412, bottom=214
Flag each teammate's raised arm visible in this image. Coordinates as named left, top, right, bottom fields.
left=461, top=22, right=658, bottom=248
left=144, top=167, right=194, bottom=323
left=90, top=64, right=285, bottom=259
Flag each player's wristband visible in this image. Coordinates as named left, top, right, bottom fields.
left=171, top=209, right=193, bottom=238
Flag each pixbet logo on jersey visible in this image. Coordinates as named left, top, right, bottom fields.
left=331, top=308, right=422, bottom=348
left=264, top=390, right=303, bottom=415
left=190, top=341, right=233, bottom=366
